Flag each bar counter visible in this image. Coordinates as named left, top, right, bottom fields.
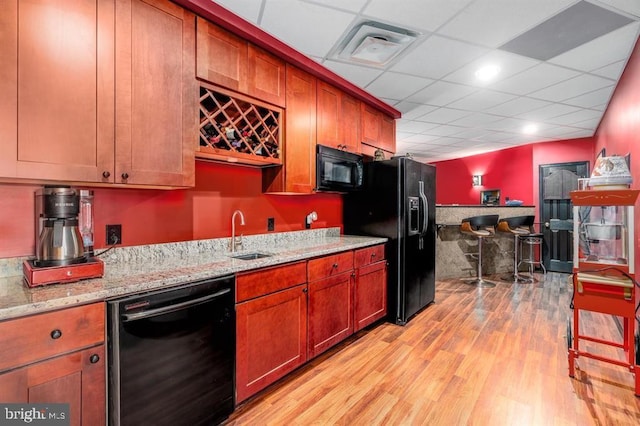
left=436, top=205, right=536, bottom=280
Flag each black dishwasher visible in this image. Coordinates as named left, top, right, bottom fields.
left=107, top=275, right=235, bottom=426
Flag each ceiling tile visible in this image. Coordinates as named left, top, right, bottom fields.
left=437, top=0, right=579, bottom=48
left=528, top=74, right=614, bottom=102
left=546, top=108, right=602, bottom=125
left=591, top=59, right=627, bottom=79
left=391, top=35, right=489, bottom=79
left=211, top=0, right=262, bottom=23
left=415, top=107, right=471, bottom=124
left=486, top=97, right=551, bottom=116
left=397, top=120, right=440, bottom=133
left=499, top=1, right=633, bottom=61
left=443, top=50, right=540, bottom=87
left=363, top=0, right=474, bottom=32
left=303, top=0, right=369, bottom=13
left=447, top=90, right=516, bottom=111
left=449, top=112, right=504, bottom=127
left=491, top=63, right=581, bottom=95
left=406, top=81, right=477, bottom=106
left=394, top=102, right=438, bottom=119
left=548, top=21, right=640, bottom=71
left=261, top=0, right=356, bottom=57
left=517, top=103, right=582, bottom=121
left=365, top=72, right=433, bottom=101
left=597, top=0, right=640, bottom=18
left=321, top=60, right=383, bottom=88
left=422, top=124, right=467, bottom=137
left=563, top=86, right=616, bottom=108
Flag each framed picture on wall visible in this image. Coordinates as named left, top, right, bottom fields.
left=480, top=189, right=500, bottom=205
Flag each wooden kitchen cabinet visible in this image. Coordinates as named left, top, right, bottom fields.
left=114, top=0, right=196, bottom=187
left=196, top=18, right=285, bottom=107
left=263, top=65, right=317, bottom=193
left=235, top=262, right=308, bottom=403
left=316, top=81, right=361, bottom=153
left=0, top=0, right=196, bottom=187
left=0, top=0, right=114, bottom=182
left=354, top=244, right=388, bottom=331
left=361, top=103, right=396, bottom=155
left=0, top=303, right=106, bottom=425
left=307, top=251, right=354, bottom=358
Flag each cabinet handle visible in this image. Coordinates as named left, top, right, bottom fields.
left=89, top=354, right=100, bottom=364
left=332, top=263, right=338, bottom=269
left=302, top=288, right=308, bottom=293
left=371, top=253, right=377, bottom=258
left=50, top=329, right=62, bottom=339
left=102, top=171, right=111, bottom=178
left=121, top=172, right=129, bottom=180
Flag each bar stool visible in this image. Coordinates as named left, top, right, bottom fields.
left=460, top=214, right=499, bottom=287
left=497, top=215, right=535, bottom=283
left=519, top=227, right=547, bottom=279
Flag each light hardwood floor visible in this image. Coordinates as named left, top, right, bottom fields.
left=225, top=273, right=640, bottom=425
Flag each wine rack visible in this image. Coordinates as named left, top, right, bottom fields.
left=198, top=84, right=282, bottom=166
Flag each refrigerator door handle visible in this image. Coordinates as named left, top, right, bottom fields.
left=418, top=180, right=429, bottom=236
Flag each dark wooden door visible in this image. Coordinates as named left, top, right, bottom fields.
left=539, top=161, right=589, bottom=272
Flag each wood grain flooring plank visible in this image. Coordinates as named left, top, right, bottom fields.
left=225, top=273, right=640, bottom=425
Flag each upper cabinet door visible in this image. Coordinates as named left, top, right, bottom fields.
left=316, top=81, right=342, bottom=148
left=115, top=0, right=196, bottom=187
left=247, top=45, right=286, bottom=107
left=379, top=114, right=396, bottom=154
left=263, top=65, right=316, bottom=193
left=361, top=103, right=396, bottom=155
left=317, top=81, right=360, bottom=153
left=341, top=92, right=361, bottom=153
left=196, top=17, right=247, bottom=93
left=0, top=0, right=115, bottom=182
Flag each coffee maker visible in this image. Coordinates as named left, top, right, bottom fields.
left=35, top=186, right=86, bottom=267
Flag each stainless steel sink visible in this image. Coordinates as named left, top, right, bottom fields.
left=230, top=252, right=272, bottom=260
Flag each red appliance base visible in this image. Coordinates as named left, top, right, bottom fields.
left=23, top=257, right=104, bottom=288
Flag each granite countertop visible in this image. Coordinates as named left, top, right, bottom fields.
left=0, top=228, right=386, bottom=321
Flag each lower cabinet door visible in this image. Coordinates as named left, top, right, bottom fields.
left=0, top=345, right=105, bottom=426
left=236, top=284, right=308, bottom=403
left=308, top=271, right=354, bottom=358
left=355, top=260, right=388, bottom=332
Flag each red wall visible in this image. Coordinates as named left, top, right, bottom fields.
left=593, top=35, right=640, bottom=271
left=0, top=161, right=342, bottom=258
left=433, top=138, right=594, bottom=210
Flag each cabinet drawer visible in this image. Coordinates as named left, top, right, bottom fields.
left=308, top=251, right=354, bottom=282
left=237, top=261, right=307, bottom=302
left=354, top=244, right=385, bottom=268
left=0, top=303, right=105, bottom=372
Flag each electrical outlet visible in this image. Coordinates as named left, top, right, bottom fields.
left=106, top=224, right=122, bottom=245
left=267, top=217, right=275, bottom=231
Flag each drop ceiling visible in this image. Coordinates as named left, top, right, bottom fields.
left=210, top=0, right=640, bottom=162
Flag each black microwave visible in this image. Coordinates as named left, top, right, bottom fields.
left=316, top=144, right=364, bottom=192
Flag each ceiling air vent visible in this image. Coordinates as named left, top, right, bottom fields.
left=332, top=21, right=419, bottom=67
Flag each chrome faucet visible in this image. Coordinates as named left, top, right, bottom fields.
left=230, top=210, right=245, bottom=252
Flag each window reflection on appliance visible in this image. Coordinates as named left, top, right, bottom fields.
left=324, top=161, right=352, bottom=184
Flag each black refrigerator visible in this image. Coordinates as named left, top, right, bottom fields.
left=344, top=156, right=436, bottom=325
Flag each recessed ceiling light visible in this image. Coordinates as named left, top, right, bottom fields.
left=474, top=64, right=500, bottom=82
left=523, top=124, right=538, bottom=134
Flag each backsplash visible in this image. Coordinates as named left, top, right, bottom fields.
left=0, top=227, right=341, bottom=279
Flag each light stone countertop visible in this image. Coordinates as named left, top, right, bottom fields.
left=0, top=228, right=386, bottom=321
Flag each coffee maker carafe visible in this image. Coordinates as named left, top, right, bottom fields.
left=35, top=186, right=86, bottom=267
